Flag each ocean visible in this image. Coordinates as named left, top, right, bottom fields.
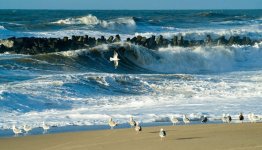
left=0, top=10, right=262, bottom=135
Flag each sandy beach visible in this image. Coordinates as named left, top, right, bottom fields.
left=0, top=123, right=261, bottom=150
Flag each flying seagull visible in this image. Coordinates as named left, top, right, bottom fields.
left=110, top=51, right=120, bottom=69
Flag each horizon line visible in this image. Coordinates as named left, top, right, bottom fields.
left=0, top=8, right=262, bottom=11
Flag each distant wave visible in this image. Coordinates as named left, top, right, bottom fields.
left=0, top=25, right=6, bottom=30
left=197, top=11, right=228, bottom=17
left=52, top=14, right=136, bottom=32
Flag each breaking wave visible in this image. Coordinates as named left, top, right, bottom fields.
left=52, top=14, right=136, bottom=32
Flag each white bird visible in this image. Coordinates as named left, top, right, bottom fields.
left=42, top=122, right=50, bottom=133
left=226, top=114, right=232, bottom=123
left=108, top=117, right=118, bottom=130
left=251, top=113, right=260, bottom=123
left=171, top=116, right=179, bottom=126
left=134, top=122, right=142, bottom=134
left=12, top=125, right=22, bottom=136
left=183, top=115, right=190, bottom=125
left=159, top=128, right=166, bottom=141
left=23, top=125, right=32, bottom=134
left=248, top=113, right=253, bottom=123
left=222, top=114, right=228, bottom=123
left=129, top=116, right=136, bottom=128
left=110, top=51, right=120, bottom=69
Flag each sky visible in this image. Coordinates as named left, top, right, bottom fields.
left=0, top=0, right=262, bottom=10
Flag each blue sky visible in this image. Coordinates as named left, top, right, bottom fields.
left=0, top=0, right=262, bottom=10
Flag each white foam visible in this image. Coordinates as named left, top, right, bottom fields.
left=135, top=23, right=262, bottom=40
left=0, top=25, right=6, bottom=30
left=0, top=70, right=262, bottom=130
left=52, top=15, right=136, bottom=32
left=52, top=14, right=100, bottom=25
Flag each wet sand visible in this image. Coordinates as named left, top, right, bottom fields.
left=0, top=123, right=261, bottom=150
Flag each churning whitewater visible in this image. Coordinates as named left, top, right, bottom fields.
left=0, top=10, right=262, bottom=131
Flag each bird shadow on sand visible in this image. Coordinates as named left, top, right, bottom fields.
left=176, top=137, right=203, bottom=140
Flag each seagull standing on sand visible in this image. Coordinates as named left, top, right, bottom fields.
left=110, top=51, right=120, bottom=69
left=248, top=113, right=253, bottom=123
left=159, top=128, right=166, bottom=141
left=226, top=114, right=232, bottom=123
left=171, top=116, right=179, bottom=126
left=222, top=114, right=228, bottom=123
left=23, top=124, right=32, bottom=134
left=12, top=125, right=22, bottom=136
left=42, top=122, right=50, bottom=133
left=251, top=113, right=260, bottom=123
left=135, top=122, right=142, bottom=134
left=129, top=116, right=136, bottom=128
left=183, top=115, right=190, bottom=125
left=239, top=113, right=244, bottom=123
left=108, top=117, right=118, bottom=130
left=201, top=115, right=208, bottom=123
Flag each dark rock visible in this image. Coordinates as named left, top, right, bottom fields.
left=216, top=36, right=227, bottom=45
left=177, top=35, right=184, bottom=46
left=107, top=36, right=114, bottom=43
left=126, top=38, right=131, bottom=42
left=156, top=35, right=164, bottom=47
left=146, top=35, right=157, bottom=49
left=171, top=36, right=178, bottom=46
left=205, top=35, right=212, bottom=45
left=63, top=36, right=69, bottom=42
left=242, top=37, right=252, bottom=45
left=96, top=36, right=107, bottom=45
left=0, top=44, right=7, bottom=53
left=113, top=34, right=121, bottom=43
left=136, top=35, right=143, bottom=44
left=228, top=36, right=241, bottom=45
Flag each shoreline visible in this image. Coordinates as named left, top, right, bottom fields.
left=0, top=123, right=261, bottom=150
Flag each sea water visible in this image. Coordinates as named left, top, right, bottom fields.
left=0, top=10, right=262, bottom=136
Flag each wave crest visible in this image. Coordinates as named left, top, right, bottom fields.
left=52, top=14, right=136, bottom=32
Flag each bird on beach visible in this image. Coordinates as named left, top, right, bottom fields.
left=239, top=113, right=244, bottom=123
left=23, top=124, right=32, bottom=134
left=134, top=122, right=142, bottom=134
left=110, top=51, right=120, bottom=69
left=170, top=116, right=179, bottom=126
left=250, top=113, right=260, bottom=123
left=12, top=125, right=22, bottom=136
left=108, top=117, right=118, bottom=130
left=201, top=115, right=208, bottom=123
left=129, top=116, right=137, bottom=128
left=42, top=122, right=50, bottom=133
left=159, top=128, right=166, bottom=141
left=222, top=114, right=228, bottom=123
left=183, top=115, right=190, bottom=125
left=226, top=114, right=232, bottom=123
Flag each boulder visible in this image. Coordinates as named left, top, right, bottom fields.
left=205, top=35, right=212, bottom=45
left=107, top=36, right=114, bottom=43
left=216, top=36, right=227, bottom=45
left=177, top=35, right=184, bottom=46
left=113, top=34, right=121, bottom=43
